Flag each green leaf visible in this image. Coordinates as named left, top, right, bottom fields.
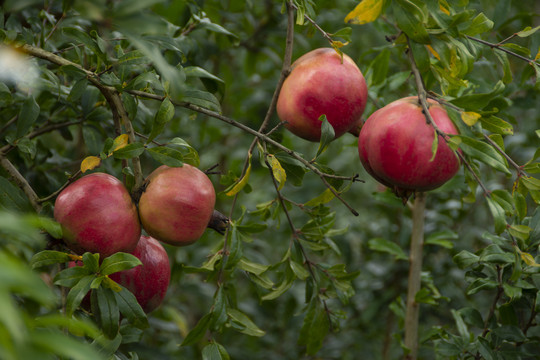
left=454, top=136, right=511, bottom=175
left=17, top=94, right=39, bottom=138
left=100, top=252, right=142, bottom=276
left=453, top=250, right=479, bottom=269
left=425, top=230, right=457, bottom=249
left=227, top=308, right=265, bottom=337
left=491, top=325, right=526, bottom=342
left=480, top=116, right=513, bottom=135
left=147, top=98, right=175, bottom=143
left=237, top=258, right=270, bottom=276
left=494, top=51, right=513, bottom=84
left=82, top=252, right=100, bottom=273
left=202, top=342, right=230, bottom=360
left=30, top=330, right=103, bottom=360
left=315, top=115, right=335, bottom=159
left=516, top=25, right=540, bottom=37
left=54, top=266, right=92, bottom=287
left=147, top=146, right=184, bottom=167
left=112, top=142, right=145, bottom=159
left=368, top=238, right=408, bottom=260
left=395, top=0, right=430, bottom=44
left=62, top=27, right=104, bottom=58
left=304, top=188, right=336, bottom=207
left=298, top=299, right=330, bottom=355
left=261, top=270, right=295, bottom=301
left=31, top=250, right=71, bottom=269
left=113, top=284, right=148, bottom=329
left=508, top=225, right=531, bottom=241
left=66, top=274, right=96, bottom=316
left=181, top=89, right=221, bottom=112
left=68, top=78, right=88, bottom=101
left=91, top=287, right=119, bottom=339
left=466, top=278, right=498, bottom=295
left=181, top=313, right=212, bottom=346
left=0, top=177, right=33, bottom=212
left=225, top=154, right=251, bottom=196
left=461, top=12, right=494, bottom=36
left=450, top=80, right=505, bottom=109
left=289, top=260, right=310, bottom=280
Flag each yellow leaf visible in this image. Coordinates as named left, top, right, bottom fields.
left=344, top=0, right=383, bottom=25
left=439, top=0, right=450, bottom=15
left=103, top=276, right=123, bottom=292
left=520, top=251, right=540, bottom=267
left=80, top=156, right=102, bottom=173
left=461, top=111, right=481, bottom=126
left=267, top=154, right=286, bottom=190
left=304, top=188, right=336, bottom=207
left=225, top=155, right=252, bottom=196
left=109, top=134, right=129, bottom=154
left=535, top=48, right=540, bottom=61
left=426, top=45, right=441, bottom=60
left=331, top=40, right=349, bottom=49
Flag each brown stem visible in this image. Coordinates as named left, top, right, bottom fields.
left=0, top=152, right=42, bottom=212
left=466, top=35, right=539, bottom=65
left=289, top=3, right=334, bottom=44
left=483, top=133, right=527, bottom=177
left=404, top=192, right=426, bottom=360
left=38, top=170, right=81, bottom=204
left=18, top=44, right=144, bottom=190
left=0, top=115, right=18, bottom=136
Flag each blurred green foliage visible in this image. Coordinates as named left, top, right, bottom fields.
left=1, top=0, right=539, bottom=359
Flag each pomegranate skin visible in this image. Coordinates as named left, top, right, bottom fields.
left=358, top=96, right=460, bottom=192
left=138, top=165, right=216, bottom=246
left=110, top=235, right=170, bottom=313
left=277, top=48, right=368, bottom=142
left=54, top=173, right=141, bottom=257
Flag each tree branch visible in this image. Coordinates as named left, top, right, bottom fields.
left=18, top=44, right=144, bottom=190
left=404, top=192, right=426, bottom=360
left=0, top=152, right=42, bottom=212
left=128, top=90, right=361, bottom=215
left=466, top=35, right=540, bottom=65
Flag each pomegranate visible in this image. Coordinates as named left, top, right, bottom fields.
left=277, top=48, right=368, bottom=142
left=138, top=165, right=216, bottom=246
left=54, top=173, right=141, bottom=257
left=358, top=96, right=460, bottom=194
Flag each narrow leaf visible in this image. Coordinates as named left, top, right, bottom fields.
left=112, top=142, right=145, bottom=159
left=17, top=95, right=40, bottom=138
left=100, top=252, right=142, bottom=276
left=225, top=155, right=252, bottom=196
left=109, top=134, right=129, bottom=154
left=267, top=154, right=286, bottom=190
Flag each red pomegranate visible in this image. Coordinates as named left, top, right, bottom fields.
left=138, top=165, right=216, bottom=246
left=358, top=96, right=460, bottom=193
left=54, top=173, right=141, bottom=257
left=277, top=48, right=368, bottom=142
left=110, top=235, right=170, bottom=313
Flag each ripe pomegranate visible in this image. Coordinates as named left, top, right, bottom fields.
left=138, top=165, right=216, bottom=246
left=276, top=47, right=368, bottom=142
left=358, top=96, right=460, bottom=194
left=109, top=235, right=170, bottom=313
left=54, top=173, right=141, bottom=257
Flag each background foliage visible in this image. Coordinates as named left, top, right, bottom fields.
left=1, top=0, right=539, bottom=359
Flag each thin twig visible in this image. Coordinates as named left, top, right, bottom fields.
left=18, top=44, right=144, bottom=190
left=0, top=116, right=18, bottom=136
left=466, top=35, right=539, bottom=65
left=483, top=133, right=528, bottom=177
left=0, top=152, right=42, bottom=212
left=38, top=170, right=82, bottom=204
left=289, top=3, right=334, bottom=44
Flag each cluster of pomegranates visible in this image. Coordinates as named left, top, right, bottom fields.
left=54, top=164, right=216, bottom=313
left=276, top=47, right=460, bottom=196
